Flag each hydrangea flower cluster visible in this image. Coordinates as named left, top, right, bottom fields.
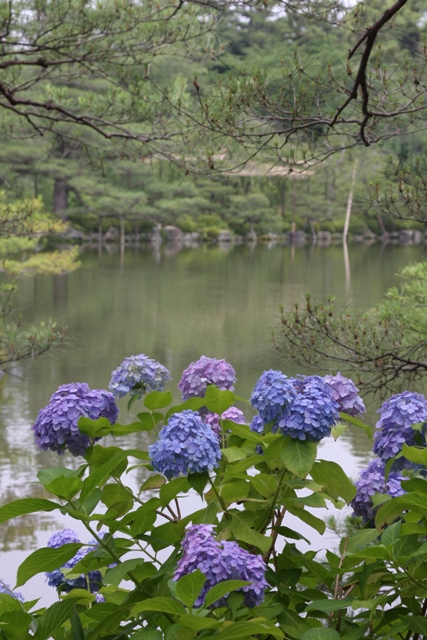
left=250, top=414, right=264, bottom=434
left=352, top=459, right=406, bottom=523
left=323, top=373, right=366, bottom=416
left=0, top=582, right=24, bottom=602
left=373, top=391, right=427, bottom=461
left=174, top=525, right=268, bottom=608
left=149, top=410, right=221, bottom=479
left=278, top=377, right=340, bottom=442
left=250, top=370, right=297, bottom=424
left=178, top=356, right=236, bottom=400
left=109, top=354, right=171, bottom=399
left=45, top=529, right=102, bottom=593
left=203, top=406, right=246, bottom=438
left=32, top=383, right=118, bottom=456
left=250, top=371, right=339, bottom=442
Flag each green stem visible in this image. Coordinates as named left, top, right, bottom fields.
left=258, top=467, right=288, bottom=536
left=208, top=475, right=230, bottom=517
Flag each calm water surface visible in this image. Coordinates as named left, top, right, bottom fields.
left=1, top=241, right=426, bottom=602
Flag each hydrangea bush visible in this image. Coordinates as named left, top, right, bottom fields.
left=3, top=355, right=427, bottom=640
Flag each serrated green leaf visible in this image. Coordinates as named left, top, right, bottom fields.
left=188, top=472, right=209, bottom=497
left=178, top=614, right=221, bottom=631
left=131, top=597, right=186, bottom=617
left=140, top=474, right=166, bottom=491
left=344, top=529, right=380, bottom=553
left=402, top=443, right=427, bottom=465
left=301, top=629, right=341, bottom=640
left=339, top=413, right=372, bottom=440
left=213, top=620, right=283, bottom=640
left=221, top=481, right=249, bottom=503
left=104, top=559, right=153, bottom=587
left=250, top=474, right=277, bottom=498
left=0, top=498, right=58, bottom=524
left=80, top=451, right=128, bottom=502
left=175, top=570, right=206, bottom=608
left=280, top=438, right=317, bottom=477
left=165, top=398, right=207, bottom=420
left=34, top=598, right=82, bottom=640
left=222, top=447, right=247, bottom=463
left=144, top=391, right=172, bottom=411
left=0, top=594, right=23, bottom=613
left=78, top=417, right=112, bottom=438
left=16, top=543, right=82, bottom=587
left=305, top=598, right=352, bottom=613
left=203, top=580, right=250, bottom=608
left=230, top=514, right=271, bottom=553
left=45, top=476, right=83, bottom=500
left=37, top=467, right=83, bottom=486
left=204, top=385, right=235, bottom=415
left=110, top=422, right=154, bottom=436
left=331, top=422, right=348, bottom=440
left=310, top=460, right=356, bottom=503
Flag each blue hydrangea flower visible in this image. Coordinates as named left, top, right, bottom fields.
left=109, top=354, right=171, bottom=399
left=352, top=459, right=406, bottom=523
left=32, top=384, right=118, bottom=457
left=178, top=356, right=236, bottom=400
left=149, top=410, right=221, bottom=479
left=277, top=377, right=339, bottom=442
left=250, top=370, right=297, bottom=424
left=203, top=406, right=246, bottom=438
left=45, top=529, right=102, bottom=593
left=0, top=582, right=24, bottom=602
left=250, top=414, right=264, bottom=434
left=323, top=373, right=366, bottom=416
left=373, top=391, right=427, bottom=461
left=174, top=525, right=268, bottom=608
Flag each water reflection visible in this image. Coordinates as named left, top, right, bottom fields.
left=1, top=241, right=426, bottom=598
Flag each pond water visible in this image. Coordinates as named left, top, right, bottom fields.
left=1, top=240, right=426, bottom=603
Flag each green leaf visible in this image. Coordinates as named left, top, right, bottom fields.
left=230, top=514, right=271, bottom=553
left=226, top=422, right=263, bottom=444
left=203, top=580, right=250, bottom=608
left=70, top=607, right=85, bottom=640
left=250, top=474, right=277, bottom=498
left=287, top=507, right=326, bottom=534
left=301, top=629, right=341, bottom=640
left=37, top=467, right=83, bottom=486
left=131, top=597, right=186, bottom=617
left=221, top=481, right=250, bottom=504
left=310, top=460, right=356, bottom=503
left=0, top=594, right=23, bottom=613
left=136, top=412, right=159, bottom=432
left=222, top=447, right=247, bottom=463
left=213, top=620, right=283, bottom=640
left=45, top=476, right=83, bottom=500
left=344, top=529, right=380, bottom=553
left=165, top=397, right=207, bottom=420
left=175, top=570, right=206, bottom=608
left=178, top=615, right=221, bottom=632
left=204, top=385, right=235, bottom=415
left=144, top=391, right=173, bottom=411
left=280, top=438, right=317, bottom=477
left=339, top=413, right=372, bottom=440
left=160, top=477, right=190, bottom=505
left=381, top=520, right=401, bottom=547
left=34, top=598, right=82, bottom=640
left=330, top=422, right=348, bottom=440
left=78, top=417, right=112, bottom=438
left=80, top=451, right=128, bottom=502
left=110, top=421, right=155, bottom=436
left=16, top=543, right=82, bottom=587
left=140, top=474, right=166, bottom=491
left=305, top=598, right=353, bottom=613
left=104, top=559, right=152, bottom=587
left=0, top=498, right=58, bottom=524
left=403, top=615, right=427, bottom=636
left=402, top=443, right=427, bottom=465
left=188, top=472, right=209, bottom=497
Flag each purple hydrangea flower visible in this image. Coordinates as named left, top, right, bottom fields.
left=277, top=377, right=339, bottom=442
left=250, top=415, right=264, bottom=434
left=32, top=384, right=118, bottom=457
left=109, top=354, right=171, bottom=399
left=174, top=525, right=268, bottom=608
left=250, top=370, right=297, bottom=424
left=203, top=407, right=246, bottom=438
left=373, top=391, right=427, bottom=461
left=149, top=410, right=221, bottom=479
left=323, top=373, right=366, bottom=416
left=352, top=459, right=406, bottom=523
left=45, top=529, right=102, bottom=593
left=0, top=582, right=24, bottom=602
left=178, top=356, right=236, bottom=400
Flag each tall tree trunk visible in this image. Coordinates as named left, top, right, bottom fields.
left=53, top=178, right=69, bottom=218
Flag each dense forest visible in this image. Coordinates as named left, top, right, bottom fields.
left=2, top=1, right=427, bottom=240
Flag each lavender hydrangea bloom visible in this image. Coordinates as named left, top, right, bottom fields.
left=203, top=407, right=246, bottom=438
left=373, top=391, right=427, bottom=461
left=32, top=384, right=118, bottom=457
left=178, top=356, right=236, bottom=400
left=45, top=529, right=102, bottom=593
left=149, top=410, right=221, bottom=479
left=250, top=414, right=264, bottom=434
left=250, top=370, right=297, bottom=424
left=323, top=373, right=366, bottom=416
left=174, top=525, right=268, bottom=608
left=352, top=459, right=406, bottom=523
left=109, top=354, right=171, bottom=399
left=0, top=582, right=24, bottom=602
left=277, top=377, right=339, bottom=442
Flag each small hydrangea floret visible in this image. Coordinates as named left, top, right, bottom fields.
left=323, top=372, right=366, bottom=416
left=149, top=410, right=221, bottom=479
left=32, top=383, right=118, bottom=456
left=373, top=391, right=427, bottom=461
left=45, top=529, right=102, bottom=593
left=203, top=406, right=246, bottom=438
left=178, top=356, right=236, bottom=400
left=352, top=459, right=405, bottom=523
left=174, top=525, right=268, bottom=607
left=109, top=354, right=171, bottom=399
